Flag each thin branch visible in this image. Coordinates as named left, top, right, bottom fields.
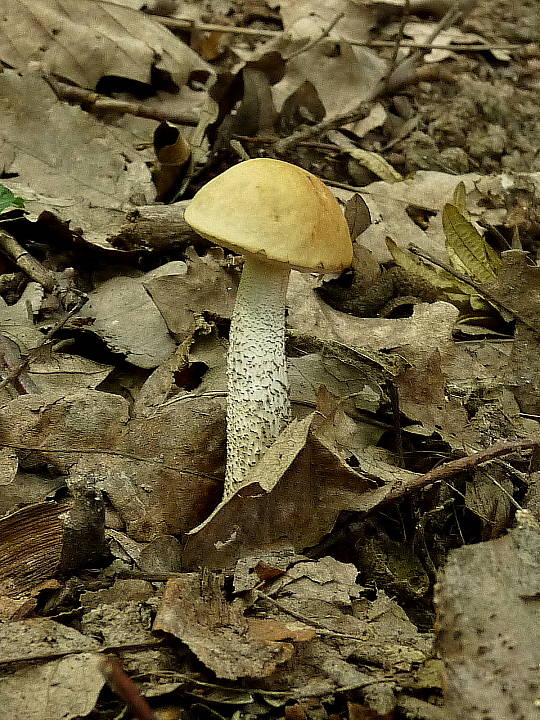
left=286, top=12, right=345, bottom=60
left=145, top=670, right=394, bottom=699
left=0, top=295, right=87, bottom=393
left=153, top=15, right=523, bottom=52
left=381, top=436, right=540, bottom=504
left=383, top=0, right=411, bottom=89
left=273, top=1, right=468, bottom=153
left=0, top=641, right=164, bottom=667
left=100, top=656, right=157, bottom=720
left=0, top=229, right=57, bottom=290
left=45, top=77, right=199, bottom=126
left=253, top=590, right=379, bottom=641
left=0, top=442, right=221, bottom=481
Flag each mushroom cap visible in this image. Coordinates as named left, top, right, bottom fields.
left=184, top=158, right=353, bottom=273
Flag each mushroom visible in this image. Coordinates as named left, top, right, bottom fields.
left=184, top=158, right=352, bottom=497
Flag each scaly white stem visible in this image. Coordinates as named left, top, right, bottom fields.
left=224, top=255, right=291, bottom=497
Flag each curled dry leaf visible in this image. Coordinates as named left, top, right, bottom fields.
left=154, top=572, right=296, bottom=680
left=79, top=262, right=183, bottom=368
left=0, top=0, right=210, bottom=90
left=182, top=413, right=402, bottom=570
left=143, top=248, right=239, bottom=338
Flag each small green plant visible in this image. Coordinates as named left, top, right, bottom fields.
left=387, top=182, right=506, bottom=332
left=0, top=185, right=25, bottom=216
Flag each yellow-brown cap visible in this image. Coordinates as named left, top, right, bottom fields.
left=184, top=158, right=353, bottom=273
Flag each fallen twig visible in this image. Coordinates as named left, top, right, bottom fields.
left=286, top=12, right=345, bottom=61
left=100, top=656, right=157, bottom=720
left=408, top=245, right=540, bottom=334
left=154, top=15, right=523, bottom=52
left=0, top=229, right=57, bottom=291
left=383, top=0, right=411, bottom=90
left=382, top=436, right=540, bottom=504
left=45, top=77, right=199, bottom=126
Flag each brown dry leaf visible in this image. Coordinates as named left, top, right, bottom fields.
left=435, top=524, right=540, bottom=719
left=240, top=2, right=383, bottom=124
left=134, top=326, right=228, bottom=414
left=0, top=281, right=112, bottom=399
left=345, top=194, right=372, bottom=241
left=154, top=572, right=295, bottom=680
left=0, top=0, right=209, bottom=90
left=0, top=387, right=223, bottom=539
left=277, top=0, right=375, bottom=41
left=287, top=277, right=532, bottom=449
left=404, top=22, right=509, bottom=63
left=0, top=390, right=130, bottom=474
left=0, top=617, right=99, bottom=663
left=314, top=387, right=387, bottom=457
left=0, top=70, right=155, bottom=248
left=482, top=250, right=540, bottom=334
left=182, top=414, right=399, bottom=570
left=464, top=466, right=514, bottom=539
left=0, top=619, right=103, bottom=718
left=0, top=652, right=104, bottom=720
left=271, top=40, right=386, bottom=121
left=265, top=554, right=361, bottom=605
left=234, top=555, right=430, bottom=711
left=79, top=262, right=184, bottom=368
left=144, top=248, right=239, bottom=337
left=79, top=391, right=224, bottom=539
left=81, top=593, right=159, bottom=648
left=27, top=354, right=113, bottom=396
left=353, top=171, right=483, bottom=263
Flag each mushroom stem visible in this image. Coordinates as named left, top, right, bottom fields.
left=224, top=254, right=291, bottom=497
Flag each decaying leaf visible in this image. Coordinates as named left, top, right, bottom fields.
left=482, top=250, right=540, bottom=334
left=0, top=617, right=99, bottom=663
left=79, top=262, right=182, bottom=368
left=144, top=248, right=239, bottom=338
left=351, top=171, right=480, bottom=263
left=0, top=71, right=155, bottom=248
left=435, top=524, right=540, bottom=719
left=182, top=413, right=410, bottom=570
left=465, top=467, right=514, bottom=540
left=0, top=652, right=104, bottom=720
left=235, top=553, right=430, bottom=709
left=344, top=194, right=372, bottom=241
left=154, top=572, right=296, bottom=680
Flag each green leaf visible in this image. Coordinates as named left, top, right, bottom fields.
left=442, top=204, right=501, bottom=283
left=386, top=237, right=473, bottom=299
left=452, top=181, right=467, bottom=214
left=0, top=185, right=24, bottom=214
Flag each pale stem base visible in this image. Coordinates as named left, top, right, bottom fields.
left=224, top=255, right=291, bottom=498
